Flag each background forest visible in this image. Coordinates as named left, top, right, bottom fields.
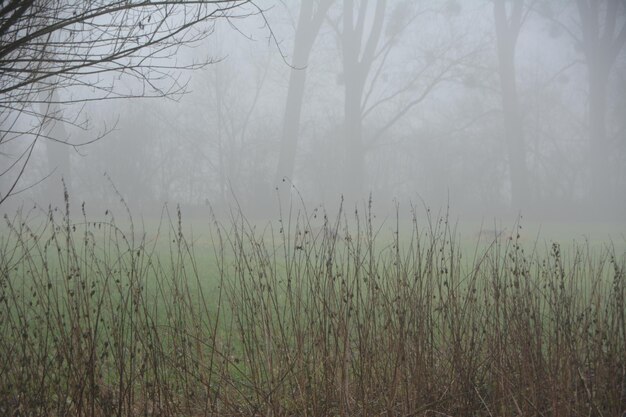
left=2, top=0, right=625, bottom=219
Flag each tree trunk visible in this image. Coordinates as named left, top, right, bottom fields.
left=497, top=45, right=530, bottom=210
left=588, top=62, right=611, bottom=202
left=274, top=2, right=328, bottom=187
left=340, top=0, right=386, bottom=205
left=274, top=46, right=310, bottom=184
left=575, top=0, right=626, bottom=211
left=494, top=1, right=530, bottom=211
left=343, top=65, right=365, bottom=202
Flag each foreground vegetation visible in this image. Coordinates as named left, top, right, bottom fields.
left=0, top=200, right=624, bottom=417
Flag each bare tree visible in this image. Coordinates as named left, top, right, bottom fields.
left=338, top=0, right=387, bottom=202
left=493, top=0, right=532, bottom=210
left=540, top=0, right=626, bottom=208
left=274, top=0, right=334, bottom=187
left=331, top=1, right=478, bottom=203
left=0, top=0, right=260, bottom=206
left=574, top=0, right=626, bottom=205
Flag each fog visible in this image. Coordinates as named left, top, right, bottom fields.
left=2, top=0, right=626, bottom=226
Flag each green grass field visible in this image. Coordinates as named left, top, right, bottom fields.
left=1, top=203, right=625, bottom=416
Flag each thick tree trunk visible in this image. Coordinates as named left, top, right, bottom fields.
left=343, top=70, right=365, bottom=202
left=274, top=46, right=310, bottom=184
left=588, top=63, right=610, bottom=202
left=494, top=1, right=530, bottom=212
left=497, top=46, right=530, bottom=210
left=274, top=2, right=327, bottom=187
left=340, top=0, right=386, bottom=205
left=575, top=0, right=626, bottom=212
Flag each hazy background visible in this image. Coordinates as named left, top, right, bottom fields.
left=2, top=0, right=625, bottom=225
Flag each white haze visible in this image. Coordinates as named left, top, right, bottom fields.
left=2, top=1, right=625, bottom=235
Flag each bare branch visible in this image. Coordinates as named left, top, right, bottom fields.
left=0, top=0, right=262, bottom=205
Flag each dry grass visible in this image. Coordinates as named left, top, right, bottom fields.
left=0, top=199, right=624, bottom=416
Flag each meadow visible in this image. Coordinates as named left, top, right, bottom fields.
left=0, top=200, right=624, bottom=417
